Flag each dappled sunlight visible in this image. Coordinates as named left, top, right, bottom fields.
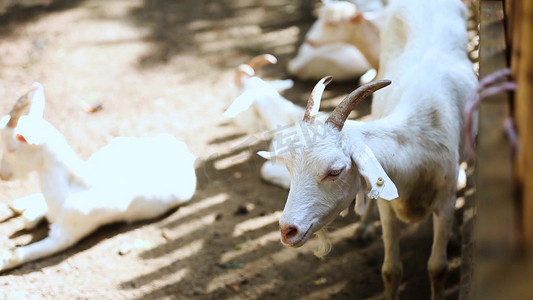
left=303, top=280, right=349, bottom=299
left=127, top=0, right=312, bottom=68
left=157, top=213, right=217, bottom=239
left=160, top=193, right=228, bottom=224
left=0, top=0, right=467, bottom=298
left=206, top=243, right=299, bottom=293
left=221, top=230, right=280, bottom=263
left=214, top=149, right=253, bottom=171
left=122, top=267, right=189, bottom=292
left=155, top=238, right=204, bottom=262
left=232, top=210, right=282, bottom=237
left=208, top=222, right=361, bottom=294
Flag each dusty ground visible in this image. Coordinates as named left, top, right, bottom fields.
left=0, top=1, right=466, bottom=299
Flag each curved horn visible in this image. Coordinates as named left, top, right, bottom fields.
left=7, top=85, right=39, bottom=128
left=234, top=64, right=255, bottom=87
left=326, top=79, right=391, bottom=130
left=246, top=54, right=277, bottom=73
left=303, top=76, right=333, bottom=124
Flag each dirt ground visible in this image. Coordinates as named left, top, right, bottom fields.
left=0, top=1, right=466, bottom=299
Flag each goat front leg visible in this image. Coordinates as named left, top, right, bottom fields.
left=378, top=199, right=402, bottom=300
left=354, top=196, right=376, bottom=241
left=11, top=193, right=48, bottom=230
left=0, top=221, right=96, bottom=272
left=428, top=194, right=455, bottom=300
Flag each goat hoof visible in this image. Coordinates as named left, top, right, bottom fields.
left=0, top=203, right=15, bottom=222
left=0, top=248, right=18, bottom=272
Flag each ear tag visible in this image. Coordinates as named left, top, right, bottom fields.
left=368, top=177, right=385, bottom=200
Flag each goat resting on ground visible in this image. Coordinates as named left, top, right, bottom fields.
left=0, top=83, right=197, bottom=271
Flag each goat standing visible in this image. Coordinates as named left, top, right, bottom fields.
left=260, top=0, right=477, bottom=298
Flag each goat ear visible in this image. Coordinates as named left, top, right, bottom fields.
left=28, top=82, right=45, bottom=119
left=257, top=150, right=285, bottom=163
left=223, top=90, right=256, bottom=118
left=258, top=151, right=273, bottom=160
left=351, top=144, right=398, bottom=201
left=267, top=79, right=294, bottom=93
left=14, top=118, right=44, bottom=145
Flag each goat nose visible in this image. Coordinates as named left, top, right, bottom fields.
left=279, top=223, right=299, bottom=243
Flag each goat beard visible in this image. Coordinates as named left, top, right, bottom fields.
left=313, top=229, right=332, bottom=258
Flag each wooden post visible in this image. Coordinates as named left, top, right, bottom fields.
left=468, top=1, right=520, bottom=299
left=512, top=0, right=533, bottom=247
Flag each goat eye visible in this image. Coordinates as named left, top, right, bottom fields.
left=328, top=168, right=342, bottom=177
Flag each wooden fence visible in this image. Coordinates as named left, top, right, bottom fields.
left=464, top=0, right=533, bottom=299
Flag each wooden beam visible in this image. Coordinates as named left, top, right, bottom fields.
left=513, top=0, right=533, bottom=246
left=469, top=0, right=520, bottom=299
left=475, top=0, right=517, bottom=261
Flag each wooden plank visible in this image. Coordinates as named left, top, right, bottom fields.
left=513, top=0, right=533, bottom=246
left=468, top=0, right=519, bottom=299
left=475, top=0, right=516, bottom=258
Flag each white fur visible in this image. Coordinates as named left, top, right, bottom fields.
left=226, top=65, right=367, bottom=190
left=224, top=63, right=302, bottom=190
left=0, top=83, right=197, bottom=271
left=267, top=0, right=477, bottom=299
left=288, top=0, right=386, bottom=81
left=229, top=61, right=378, bottom=240
left=288, top=42, right=371, bottom=81
left=297, top=0, right=384, bottom=80
left=225, top=76, right=300, bottom=134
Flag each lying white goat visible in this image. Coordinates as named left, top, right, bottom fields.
left=288, top=0, right=385, bottom=81
left=260, top=0, right=477, bottom=298
left=224, top=55, right=300, bottom=190
left=302, top=0, right=383, bottom=76
left=0, top=83, right=197, bottom=271
left=225, top=54, right=299, bottom=135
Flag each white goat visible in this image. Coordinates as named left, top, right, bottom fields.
left=302, top=0, right=383, bottom=75
left=226, top=55, right=377, bottom=239
left=224, top=55, right=300, bottom=190
left=260, top=0, right=477, bottom=298
left=0, top=83, right=197, bottom=271
left=288, top=0, right=385, bottom=81
left=224, top=54, right=300, bottom=135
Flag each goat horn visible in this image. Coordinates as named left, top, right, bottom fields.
left=326, top=79, right=391, bottom=130
left=7, top=85, right=39, bottom=128
left=234, top=64, right=255, bottom=87
left=246, top=54, right=277, bottom=73
left=303, top=76, right=333, bottom=124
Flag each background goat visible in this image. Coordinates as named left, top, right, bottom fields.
left=288, top=0, right=385, bottom=82
left=0, top=83, right=197, bottom=271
